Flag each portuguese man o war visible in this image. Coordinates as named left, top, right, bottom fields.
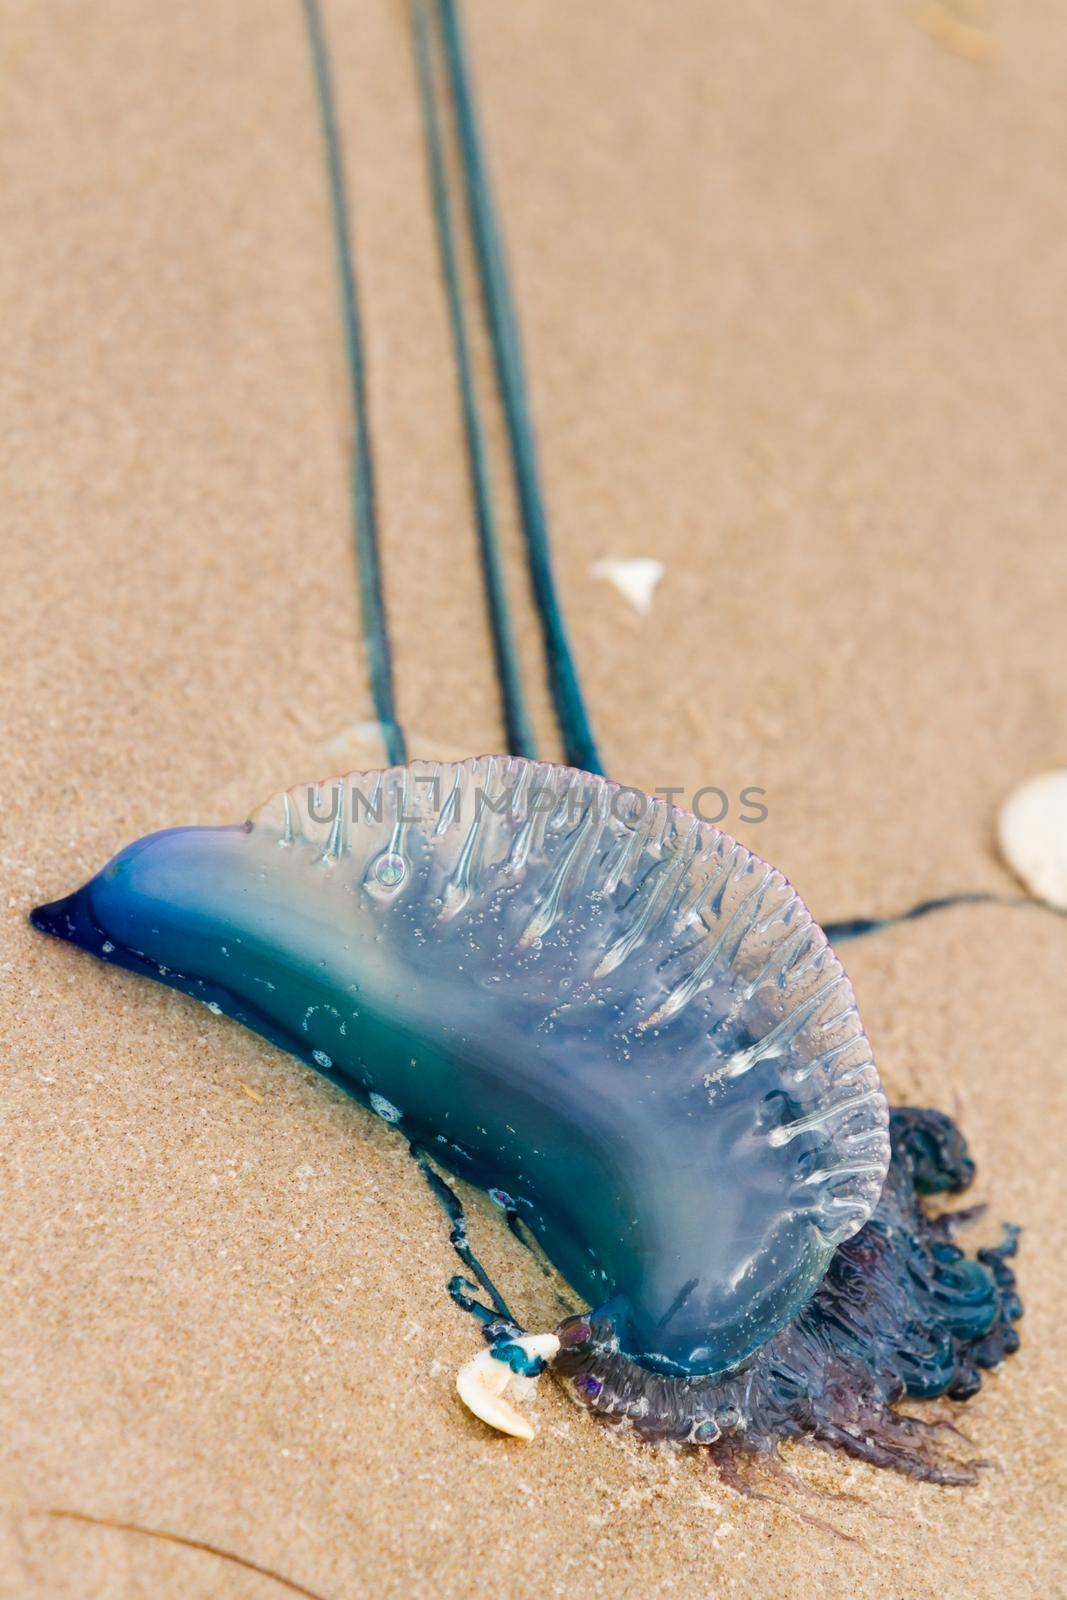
left=30, top=756, right=1021, bottom=1484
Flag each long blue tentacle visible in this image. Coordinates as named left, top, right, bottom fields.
left=434, top=0, right=603, bottom=775
left=411, top=0, right=538, bottom=761
left=302, top=0, right=407, bottom=768
left=826, top=891, right=1042, bottom=944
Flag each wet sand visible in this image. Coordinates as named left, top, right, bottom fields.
left=2, top=2, right=1065, bottom=1594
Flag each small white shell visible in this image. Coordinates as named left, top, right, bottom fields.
left=590, top=558, right=664, bottom=615
left=998, top=769, right=1067, bottom=911
left=455, top=1334, right=560, bottom=1441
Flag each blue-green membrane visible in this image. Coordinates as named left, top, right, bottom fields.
left=32, top=758, right=888, bottom=1378
left=31, top=759, right=1020, bottom=1479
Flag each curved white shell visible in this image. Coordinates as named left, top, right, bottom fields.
left=998, top=769, right=1067, bottom=911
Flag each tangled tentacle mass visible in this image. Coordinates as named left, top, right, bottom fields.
left=553, top=1107, right=1022, bottom=1484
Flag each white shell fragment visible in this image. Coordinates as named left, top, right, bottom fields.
left=590, top=558, right=664, bottom=615
left=455, top=1333, right=560, bottom=1441
left=998, top=769, right=1067, bottom=911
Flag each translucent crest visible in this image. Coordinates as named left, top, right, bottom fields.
left=39, top=756, right=890, bottom=1375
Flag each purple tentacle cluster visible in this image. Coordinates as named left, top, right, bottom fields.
left=553, top=1107, right=1022, bottom=1484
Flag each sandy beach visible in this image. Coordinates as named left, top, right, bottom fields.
left=2, top=2, right=1066, bottom=1594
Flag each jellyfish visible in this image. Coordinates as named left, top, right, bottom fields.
left=30, top=757, right=1021, bottom=1482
